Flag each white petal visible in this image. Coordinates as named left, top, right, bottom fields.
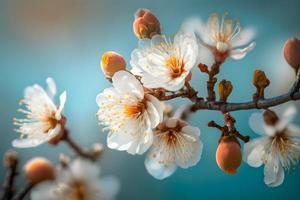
left=98, top=176, right=120, bottom=200
left=55, top=91, right=66, bottom=120
left=112, top=71, right=144, bottom=99
left=70, top=158, right=100, bottom=180
left=30, top=181, right=56, bottom=200
left=165, top=118, right=178, bottom=128
left=231, top=28, right=256, bottom=47
left=126, top=130, right=153, bottom=155
left=12, top=124, right=61, bottom=148
left=145, top=156, right=177, bottom=180
left=46, top=77, right=57, bottom=99
left=287, top=124, right=300, bottom=137
left=107, top=133, right=133, bottom=152
left=264, top=160, right=284, bottom=187
left=249, top=112, right=267, bottom=136
left=276, top=104, right=297, bottom=131
left=146, top=94, right=163, bottom=124
left=181, top=126, right=201, bottom=137
left=230, top=42, right=256, bottom=60
left=243, top=137, right=266, bottom=167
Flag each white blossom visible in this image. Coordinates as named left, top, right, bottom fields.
left=244, top=105, right=300, bottom=187
left=31, top=159, right=120, bottom=200
left=145, top=118, right=203, bottom=179
left=13, top=78, right=66, bottom=148
left=130, top=31, right=198, bottom=91
left=182, top=13, right=256, bottom=61
left=96, top=71, right=163, bottom=155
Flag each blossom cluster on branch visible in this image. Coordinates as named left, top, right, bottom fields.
left=1, top=7, right=300, bottom=200
left=97, top=8, right=300, bottom=186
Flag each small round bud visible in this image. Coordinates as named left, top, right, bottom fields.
left=59, top=153, right=70, bottom=168
left=263, top=109, right=279, bottom=126
left=91, top=143, right=104, bottom=158
left=283, top=37, right=300, bottom=73
left=24, top=157, right=55, bottom=184
left=216, top=136, right=242, bottom=175
left=133, top=8, right=161, bottom=39
left=4, top=150, right=18, bottom=168
left=218, top=80, right=233, bottom=102
left=101, top=51, right=126, bottom=78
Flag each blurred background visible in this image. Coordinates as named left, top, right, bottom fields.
left=0, top=0, right=300, bottom=199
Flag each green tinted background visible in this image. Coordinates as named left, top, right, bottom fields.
left=0, top=0, right=300, bottom=199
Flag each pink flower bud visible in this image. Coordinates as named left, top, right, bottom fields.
left=133, top=8, right=161, bottom=39
left=284, top=37, right=300, bottom=73
left=101, top=51, right=126, bottom=78
left=24, top=157, right=55, bottom=184
left=216, top=136, right=242, bottom=175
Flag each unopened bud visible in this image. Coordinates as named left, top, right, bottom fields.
left=253, top=70, right=270, bottom=89
left=24, top=157, right=55, bottom=184
left=198, top=63, right=209, bottom=73
left=216, top=136, right=242, bottom=175
left=101, top=51, right=126, bottom=78
left=133, top=8, right=161, bottom=39
left=91, top=143, right=104, bottom=158
left=283, top=37, right=300, bottom=73
left=218, top=80, right=233, bottom=102
left=4, top=150, right=18, bottom=168
left=253, top=70, right=270, bottom=99
left=59, top=153, right=70, bottom=168
left=263, top=109, right=279, bottom=126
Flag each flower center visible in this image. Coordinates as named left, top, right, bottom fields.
left=66, top=179, right=89, bottom=200
left=124, top=101, right=146, bottom=118
left=216, top=42, right=229, bottom=53
left=271, top=132, right=290, bottom=155
left=165, top=56, right=185, bottom=78
left=165, top=131, right=178, bottom=145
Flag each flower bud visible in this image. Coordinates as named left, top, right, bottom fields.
left=101, top=51, right=126, bottom=78
left=253, top=70, right=270, bottom=89
left=133, top=8, right=161, bottom=39
left=218, top=80, right=233, bottom=102
left=216, top=136, right=242, bottom=175
left=4, top=150, right=18, bottom=168
left=198, top=63, right=209, bottom=73
left=263, top=109, right=279, bottom=126
left=283, top=37, right=300, bottom=73
left=24, top=157, right=55, bottom=184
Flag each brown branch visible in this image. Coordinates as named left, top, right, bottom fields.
left=12, top=183, right=34, bottom=200
left=1, top=151, right=18, bottom=200
left=61, top=130, right=99, bottom=161
left=191, top=91, right=300, bottom=113
left=206, top=63, right=221, bottom=101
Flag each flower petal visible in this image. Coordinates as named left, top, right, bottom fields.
left=264, top=160, right=284, bottom=187
left=112, top=71, right=144, bottom=99
left=46, top=77, right=57, bottom=99
left=98, top=176, right=120, bottom=200
left=243, top=137, right=266, bottom=167
left=230, top=42, right=256, bottom=60
left=145, top=156, right=177, bottom=180
left=55, top=91, right=66, bottom=120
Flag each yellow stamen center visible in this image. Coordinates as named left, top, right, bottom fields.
left=165, top=56, right=185, bottom=78
left=124, top=101, right=146, bottom=118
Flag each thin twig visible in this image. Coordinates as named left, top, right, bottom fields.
left=62, top=130, right=97, bottom=161
left=1, top=151, right=18, bottom=200
left=12, top=183, right=34, bottom=200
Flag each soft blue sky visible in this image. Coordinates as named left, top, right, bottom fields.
left=0, top=0, right=300, bottom=199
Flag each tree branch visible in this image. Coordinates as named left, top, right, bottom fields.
left=191, top=90, right=300, bottom=113
left=1, top=151, right=18, bottom=200
left=61, top=130, right=99, bottom=161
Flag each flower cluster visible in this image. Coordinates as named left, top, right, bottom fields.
left=3, top=9, right=300, bottom=200
left=96, top=8, right=300, bottom=187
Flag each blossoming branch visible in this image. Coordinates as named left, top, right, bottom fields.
left=97, top=8, right=300, bottom=186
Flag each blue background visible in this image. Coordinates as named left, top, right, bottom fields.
left=0, top=0, right=300, bottom=199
